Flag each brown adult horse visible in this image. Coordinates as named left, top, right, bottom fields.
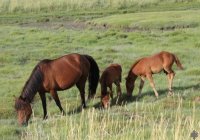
left=100, top=64, right=122, bottom=108
left=126, top=51, right=183, bottom=98
left=15, top=53, right=99, bottom=126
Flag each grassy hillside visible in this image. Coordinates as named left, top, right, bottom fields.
left=0, top=1, right=200, bottom=140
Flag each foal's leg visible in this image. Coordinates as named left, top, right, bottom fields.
left=76, top=78, right=87, bottom=108
left=108, top=84, right=113, bottom=99
left=164, top=67, right=175, bottom=96
left=114, top=81, right=122, bottom=97
left=146, top=74, right=159, bottom=98
left=39, top=92, right=48, bottom=119
left=138, top=78, right=145, bottom=98
left=167, top=72, right=175, bottom=96
left=50, top=90, right=66, bottom=115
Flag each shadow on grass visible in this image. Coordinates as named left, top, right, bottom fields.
left=67, top=105, right=84, bottom=115
left=67, top=98, right=102, bottom=115
left=93, top=84, right=200, bottom=109
left=66, top=84, right=200, bottom=114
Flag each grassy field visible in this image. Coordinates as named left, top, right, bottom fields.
left=0, top=1, right=200, bottom=140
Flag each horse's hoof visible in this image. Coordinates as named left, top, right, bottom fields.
left=82, top=105, right=87, bottom=109
left=43, top=115, right=48, bottom=120
left=62, top=111, right=66, bottom=116
left=127, top=95, right=132, bottom=99
left=168, top=92, right=174, bottom=96
left=154, top=97, right=159, bottom=101
left=136, top=95, right=141, bottom=100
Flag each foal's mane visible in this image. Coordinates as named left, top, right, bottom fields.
left=20, top=60, right=48, bottom=102
left=128, top=58, right=142, bottom=76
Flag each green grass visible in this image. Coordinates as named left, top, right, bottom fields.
left=90, top=10, right=200, bottom=30
left=1, top=2, right=200, bottom=140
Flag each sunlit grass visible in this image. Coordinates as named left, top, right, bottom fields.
left=90, top=10, right=200, bottom=30
left=21, top=97, right=199, bottom=140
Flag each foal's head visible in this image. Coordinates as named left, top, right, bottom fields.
left=126, top=77, right=134, bottom=96
left=126, top=74, right=137, bottom=96
left=101, top=94, right=110, bottom=109
left=15, top=97, right=32, bottom=126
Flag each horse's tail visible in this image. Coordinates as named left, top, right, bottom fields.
left=83, top=55, right=100, bottom=99
left=174, top=54, right=184, bottom=70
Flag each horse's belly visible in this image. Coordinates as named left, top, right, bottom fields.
left=151, top=66, right=163, bottom=74
left=56, top=73, right=81, bottom=90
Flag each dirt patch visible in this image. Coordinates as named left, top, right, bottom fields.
left=159, top=24, right=197, bottom=31
left=20, top=20, right=88, bottom=31
left=20, top=20, right=197, bottom=32
left=88, top=21, right=197, bottom=32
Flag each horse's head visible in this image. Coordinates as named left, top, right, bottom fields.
left=15, top=96, right=32, bottom=126
left=125, top=76, right=135, bottom=97
left=101, top=94, right=110, bottom=109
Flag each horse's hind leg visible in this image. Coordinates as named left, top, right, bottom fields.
left=167, top=72, right=175, bottom=96
left=114, top=81, right=122, bottom=97
left=164, top=67, right=175, bottom=96
left=76, top=78, right=87, bottom=108
left=39, top=92, right=48, bottom=119
left=108, top=84, right=113, bottom=99
left=50, top=90, right=66, bottom=115
left=146, top=74, right=159, bottom=98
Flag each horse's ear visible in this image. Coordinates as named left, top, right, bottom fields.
left=19, top=96, right=25, bottom=101
left=13, top=95, right=17, bottom=101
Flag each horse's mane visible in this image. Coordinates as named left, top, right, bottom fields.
left=128, top=58, right=142, bottom=75
left=20, top=60, right=47, bottom=103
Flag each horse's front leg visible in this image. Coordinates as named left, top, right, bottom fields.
left=76, top=79, right=87, bottom=108
left=50, top=90, right=66, bottom=115
left=39, top=92, right=48, bottom=119
left=146, top=74, right=159, bottom=98
left=137, top=78, right=145, bottom=98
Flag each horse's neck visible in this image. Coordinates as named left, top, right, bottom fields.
left=21, top=89, right=38, bottom=103
left=101, top=80, right=107, bottom=96
left=128, top=72, right=137, bottom=82
left=20, top=65, right=43, bottom=103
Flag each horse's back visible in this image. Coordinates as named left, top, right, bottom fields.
left=156, top=51, right=176, bottom=67
left=132, top=51, right=175, bottom=75
left=39, top=54, right=89, bottom=90
left=109, top=64, right=122, bottom=72
left=100, top=64, right=122, bottom=85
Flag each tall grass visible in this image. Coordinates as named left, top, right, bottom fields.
left=21, top=97, right=198, bottom=140
left=0, top=0, right=200, bottom=13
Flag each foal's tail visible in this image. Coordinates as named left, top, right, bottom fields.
left=83, top=55, right=100, bottom=99
left=174, top=54, right=184, bottom=70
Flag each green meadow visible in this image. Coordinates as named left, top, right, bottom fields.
left=0, top=0, right=200, bottom=139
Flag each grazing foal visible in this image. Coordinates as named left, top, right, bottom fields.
left=126, top=51, right=183, bottom=98
left=100, top=64, right=122, bottom=108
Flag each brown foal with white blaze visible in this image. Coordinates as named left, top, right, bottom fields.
left=126, top=51, right=183, bottom=98
left=100, top=64, right=122, bottom=108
